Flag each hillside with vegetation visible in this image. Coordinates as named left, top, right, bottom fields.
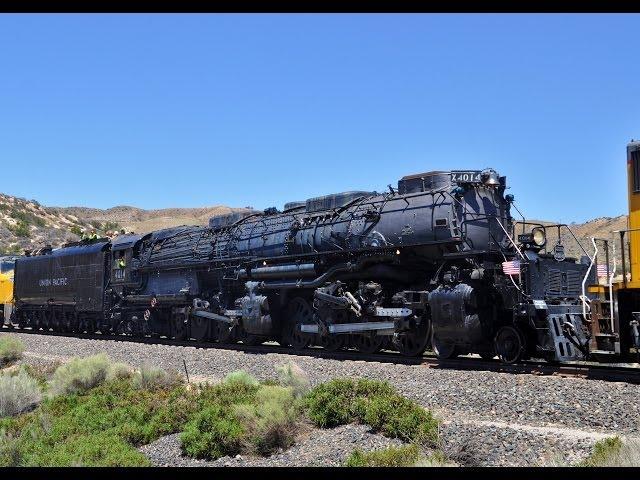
left=0, top=193, right=249, bottom=255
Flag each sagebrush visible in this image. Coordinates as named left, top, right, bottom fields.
left=49, top=353, right=112, bottom=396
left=0, top=370, right=42, bottom=417
left=0, top=336, right=25, bottom=366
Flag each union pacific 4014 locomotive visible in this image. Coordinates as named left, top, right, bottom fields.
left=3, top=168, right=597, bottom=363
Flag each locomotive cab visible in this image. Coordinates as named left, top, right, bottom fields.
left=110, top=234, right=143, bottom=285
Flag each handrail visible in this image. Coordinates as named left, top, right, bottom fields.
left=610, top=237, right=617, bottom=333
left=581, top=237, right=598, bottom=318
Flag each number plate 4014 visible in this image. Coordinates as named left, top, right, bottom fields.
left=451, top=171, right=482, bottom=183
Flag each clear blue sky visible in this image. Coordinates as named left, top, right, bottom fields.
left=0, top=14, right=638, bottom=223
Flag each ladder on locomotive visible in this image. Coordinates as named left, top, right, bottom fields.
left=587, top=237, right=619, bottom=357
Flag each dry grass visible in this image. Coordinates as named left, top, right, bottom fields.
left=132, top=364, right=182, bottom=390
left=276, top=362, right=310, bottom=397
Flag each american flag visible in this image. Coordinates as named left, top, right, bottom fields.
left=502, top=260, right=521, bottom=275
left=596, top=264, right=610, bottom=277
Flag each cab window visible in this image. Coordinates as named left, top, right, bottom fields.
left=633, top=149, right=640, bottom=193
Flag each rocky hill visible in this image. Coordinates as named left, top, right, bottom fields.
left=0, top=193, right=248, bottom=255
left=0, top=192, right=629, bottom=265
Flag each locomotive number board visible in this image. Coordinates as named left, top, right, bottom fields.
left=451, top=171, right=482, bottom=183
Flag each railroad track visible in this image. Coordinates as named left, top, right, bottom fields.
left=3, top=325, right=640, bottom=385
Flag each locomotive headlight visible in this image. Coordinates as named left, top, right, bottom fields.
left=531, top=227, right=546, bottom=247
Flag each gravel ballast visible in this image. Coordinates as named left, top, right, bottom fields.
left=4, top=331, right=638, bottom=466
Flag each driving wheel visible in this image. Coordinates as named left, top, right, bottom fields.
left=352, top=333, right=384, bottom=354
left=319, top=333, right=346, bottom=352
left=431, top=332, right=458, bottom=360
left=285, top=297, right=313, bottom=350
left=395, top=319, right=431, bottom=357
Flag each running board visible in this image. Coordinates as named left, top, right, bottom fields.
left=300, top=321, right=395, bottom=334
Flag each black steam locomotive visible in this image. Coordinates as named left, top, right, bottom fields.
left=5, top=168, right=595, bottom=363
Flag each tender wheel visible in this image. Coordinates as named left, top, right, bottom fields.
left=352, top=333, right=384, bottom=354
left=395, top=318, right=431, bottom=357
left=431, top=332, right=458, bottom=360
left=285, top=297, right=313, bottom=351
left=494, top=326, right=526, bottom=364
left=190, top=316, right=210, bottom=342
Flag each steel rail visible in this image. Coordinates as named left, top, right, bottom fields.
left=3, top=326, right=640, bottom=385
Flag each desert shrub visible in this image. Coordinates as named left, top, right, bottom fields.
left=233, top=385, right=301, bottom=455
left=9, top=209, right=45, bottom=228
left=345, top=444, right=421, bottom=467
left=180, top=404, right=245, bottom=459
left=106, top=362, right=133, bottom=382
left=69, top=225, right=82, bottom=236
left=304, top=378, right=394, bottom=427
left=362, top=394, right=439, bottom=445
left=49, top=353, right=111, bottom=396
left=223, top=370, right=259, bottom=387
left=8, top=221, right=30, bottom=237
left=276, top=362, right=310, bottom=397
left=0, top=335, right=25, bottom=365
left=195, top=377, right=259, bottom=409
left=181, top=375, right=305, bottom=460
left=17, top=431, right=150, bottom=467
left=0, top=370, right=42, bottom=417
left=579, top=436, right=640, bottom=467
left=305, top=378, right=438, bottom=446
left=132, top=363, right=181, bottom=390
left=3, top=377, right=193, bottom=466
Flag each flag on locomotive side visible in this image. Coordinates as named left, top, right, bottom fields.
left=502, top=260, right=520, bottom=275
left=596, top=264, right=610, bottom=277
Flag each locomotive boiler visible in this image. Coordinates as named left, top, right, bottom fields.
left=7, top=167, right=596, bottom=363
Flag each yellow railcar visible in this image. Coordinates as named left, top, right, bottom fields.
left=0, top=255, right=18, bottom=325
left=588, top=140, right=640, bottom=361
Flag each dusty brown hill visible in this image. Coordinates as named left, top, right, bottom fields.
left=58, top=205, right=250, bottom=235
